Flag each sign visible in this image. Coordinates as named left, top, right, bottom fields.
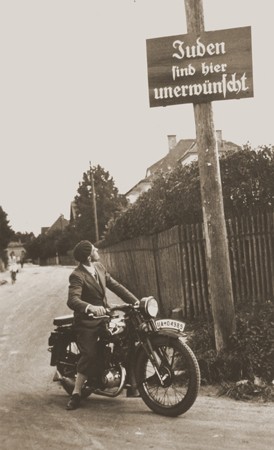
left=146, top=26, right=253, bottom=107
left=155, top=319, right=185, bottom=332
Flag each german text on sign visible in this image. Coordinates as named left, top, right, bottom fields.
left=146, top=26, right=253, bottom=107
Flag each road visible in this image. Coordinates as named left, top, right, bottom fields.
left=0, top=264, right=273, bottom=450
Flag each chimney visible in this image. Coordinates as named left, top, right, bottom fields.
left=216, top=130, right=223, bottom=147
left=167, top=135, right=177, bottom=152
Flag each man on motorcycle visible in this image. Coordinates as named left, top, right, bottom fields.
left=66, top=240, right=139, bottom=410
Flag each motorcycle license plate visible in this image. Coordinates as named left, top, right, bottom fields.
left=155, top=319, right=185, bottom=332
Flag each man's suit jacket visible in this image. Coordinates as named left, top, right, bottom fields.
left=67, top=262, right=138, bottom=326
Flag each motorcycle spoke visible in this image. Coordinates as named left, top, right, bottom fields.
left=142, top=344, right=190, bottom=407
left=146, top=382, right=185, bottom=405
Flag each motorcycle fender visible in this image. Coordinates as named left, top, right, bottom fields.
left=134, top=330, right=187, bottom=365
left=156, top=329, right=187, bottom=342
left=156, top=329, right=182, bottom=338
left=48, top=330, right=59, bottom=346
left=134, top=329, right=178, bottom=352
left=48, top=330, right=70, bottom=366
left=155, top=317, right=187, bottom=343
left=49, top=344, right=60, bottom=366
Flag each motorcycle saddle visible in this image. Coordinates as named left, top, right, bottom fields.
left=53, top=314, right=74, bottom=326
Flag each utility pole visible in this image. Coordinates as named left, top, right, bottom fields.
left=89, top=162, right=99, bottom=243
left=184, top=0, right=236, bottom=352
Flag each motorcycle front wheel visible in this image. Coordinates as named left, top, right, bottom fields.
left=136, top=334, right=200, bottom=417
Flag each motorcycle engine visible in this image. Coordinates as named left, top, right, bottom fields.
left=101, top=369, right=121, bottom=388
left=107, top=314, right=126, bottom=336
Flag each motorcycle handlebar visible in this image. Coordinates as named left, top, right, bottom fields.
left=87, top=303, right=136, bottom=319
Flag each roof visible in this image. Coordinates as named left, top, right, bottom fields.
left=126, top=134, right=241, bottom=199
left=146, top=139, right=195, bottom=176
left=45, top=215, right=69, bottom=234
left=179, top=139, right=241, bottom=164
left=147, top=138, right=241, bottom=176
left=124, top=178, right=152, bottom=197
left=7, top=241, right=25, bottom=249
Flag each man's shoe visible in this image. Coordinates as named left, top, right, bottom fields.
left=66, top=393, right=81, bottom=410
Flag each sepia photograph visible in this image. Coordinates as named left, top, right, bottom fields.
left=0, top=1, right=273, bottom=449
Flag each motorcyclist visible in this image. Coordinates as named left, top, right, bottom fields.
left=66, top=240, right=139, bottom=410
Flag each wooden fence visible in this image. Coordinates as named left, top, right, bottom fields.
left=99, top=210, right=274, bottom=318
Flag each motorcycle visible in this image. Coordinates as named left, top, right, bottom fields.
left=48, top=297, right=200, bottom=417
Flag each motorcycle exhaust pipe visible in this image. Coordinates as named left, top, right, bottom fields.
left=53, top=367, right=127, bottom=398
left=93, top=366, right=127, bottom=398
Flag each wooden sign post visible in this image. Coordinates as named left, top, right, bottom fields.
left=184, top=0, right=235, bottom=352
left=146, top=0, right=253, bottom=351
left=89, top=162, right=99, bottom=243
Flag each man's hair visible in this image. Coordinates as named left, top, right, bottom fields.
left=73, top=240, right=93, bottom=263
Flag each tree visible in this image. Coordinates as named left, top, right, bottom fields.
left=220, top=145, right=274, bottom=215
left=25, top=165, right=127, bottom=260
left=26, top=226, right=79, bottom=261
left=0, top=206, right=14, bottom=266
left=103, top=162, right=202, bottom=244
left=14, top=231, right=35, bottom=243
left=73, top=164, right=128, bottom=242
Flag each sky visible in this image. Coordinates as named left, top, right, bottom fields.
left=0, top=0, right=273, bottom=236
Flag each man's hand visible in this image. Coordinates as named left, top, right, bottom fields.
left=87, top=304, right=106, bottom=316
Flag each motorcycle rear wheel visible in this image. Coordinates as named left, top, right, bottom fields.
left=56, top=338, right=92, bottom=398
left=136, top=335, right=200, bottom=417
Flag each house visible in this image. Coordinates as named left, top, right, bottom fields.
left=124, top=178, right=152, bottom=204
left=6, top=240, right=26, bottom=260
left=41, top=214, right=69, bottom=235
left=125, top=130, right=241, bottom=203
left=178, top=130, right=241, bottom=166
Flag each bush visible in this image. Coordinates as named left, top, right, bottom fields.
left=187, top=302, right=274, bottom=400
left=103, top=146, right=274, bottom=245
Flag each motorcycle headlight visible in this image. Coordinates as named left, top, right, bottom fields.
left=139, top=296, right=159, bottom=318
